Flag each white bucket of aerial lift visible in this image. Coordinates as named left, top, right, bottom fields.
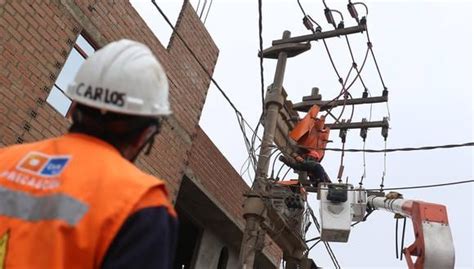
left=319, top=183, right=352, bottom=242
left=66, top=39, right=171, bottom=116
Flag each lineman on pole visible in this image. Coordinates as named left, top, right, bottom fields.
left=0, top=39, right=177, bottom=268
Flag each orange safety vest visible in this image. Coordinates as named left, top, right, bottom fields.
left=289, top=105, right=330, bottom=161
left=0, top=133, right=174, bottom=269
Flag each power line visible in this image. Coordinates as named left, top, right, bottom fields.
left=196, top=0, right=202, bottom=13
left=296, top=1, right=354, bottom=125
left=150, top=1, right=261, bottom=156
left=344, top=35, right=368, bottom=91
left=203, top=0, right=213, bottom=24
left=364, top=24, right=391, bottom=120
left=298, top=1, right=344, bottom=85
left=316, top=179, right=474, bottom=193
left=152, top=1, right=239, bottom=114
left=322, top=39, right=344, bottom=84
left=399, top=217, right=407, bottom=261
left=365, top=28, right=387, bottom=91
left=198, top=0, right=208, bottom=19
left=365, top=179, right=474, bottom=192
left=306, top=141, right=474, bottom=153
left=258, top=0, right=265, bottom=112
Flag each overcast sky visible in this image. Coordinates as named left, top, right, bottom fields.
left=132, top=0, right=472, bottom=268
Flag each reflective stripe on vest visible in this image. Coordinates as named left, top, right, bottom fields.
left=0, top=186, right=88, bottom=225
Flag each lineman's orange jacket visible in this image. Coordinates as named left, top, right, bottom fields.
left=0, top=133, right=177, bottom=269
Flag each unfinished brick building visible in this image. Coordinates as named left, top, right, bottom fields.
left=0, top=0, right=281, bottom=268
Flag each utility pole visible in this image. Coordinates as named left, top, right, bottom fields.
left=239, top=21, right=372, bottom=269
left=239, top=30, right=292, bottom=269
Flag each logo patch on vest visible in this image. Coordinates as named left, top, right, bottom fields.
left=0, top=230, right=9, bottom=269
left=17, top=152, right=71, bottom=177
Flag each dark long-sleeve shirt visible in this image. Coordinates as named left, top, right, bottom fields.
left=102, top=206, right=178, bottom=269
left=101, top=184, right=178, bottom=269
left=281, top=156, right=331, bottom=185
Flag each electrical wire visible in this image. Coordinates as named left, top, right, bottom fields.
left=203, top=0, right=213, bottom=24
left=395, top=218, right=399, bottom=259
left=151, top=0, right=261, bottom=169
left=319, top=0, right=345, bottom=87
left=151, top=0, right=254, bottom=125
left=196, top=0, right=202, bottom=12
left=251, top=115, right=263, bottom=145
left=265, top=148, right=281, bottom=170
left=315, top=179, right=474, bottom=193
left=271, top=152, right=283, bottom=178
left=305, top=236, right=321, bottom=243
left=155, top=0, right=261, bottom=184
left=329, top=65, right=353, bottom=121
left=322, top=39, right=344, bottom=84
left=297, top=0, right=307, bottom=17
left=297, top=0, right=360, bottom=126
left=400, top=217, right=407, bottom=261
left=380, top=139, right=387, bottom=190
left=365, top=26, right=392, bottom=121
left=334, top=91, right=355, bottom=125
left=345, top=47, right=370, bottom=91
left=322, top=0, right=329, bottom=9
left=350, top=209, right=374, bottom=227
left=281, top=167, right=292, bottom=180
left=359, top=140, right=367, bottom=186
left=275, top=163, right=286, bottom=180
left=308, top=239, right=322, bottom=253
left=359, top=90, right=373, bottom=187
left=241, top=144, right=262, bottom=182
left=345, top=36, right=368, bottom=90
left=198, top=0, right=208, bottom=19
left=365, top=29, right=387, bottom=91
left=326, top=35, right=369, bottom=121
left=258, top=0, right=265, bottom=112
left=297, top=1, right=351, bottom=123
left=365, top=179, right=474, bottom=192
left=240, top=155, right=251, bottom=176
left=353, top=1, right=369, bottom=16
left=337, top=139, right=346, bottom=183
left=304, top=141, right=474, bottom=153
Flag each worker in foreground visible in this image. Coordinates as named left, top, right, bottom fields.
left=0, top=39, right=177, bottom=268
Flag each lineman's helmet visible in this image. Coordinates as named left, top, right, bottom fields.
left=66, top=39, right=171, bottom=116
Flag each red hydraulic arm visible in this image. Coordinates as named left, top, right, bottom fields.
left=367, top=196, right=455, bottom=269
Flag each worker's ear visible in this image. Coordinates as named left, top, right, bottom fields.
left=136, top=124, right=160, bottom=148
left=121, top=123, right=160, bottom=162
left=137, top=119, right=164, bottom=156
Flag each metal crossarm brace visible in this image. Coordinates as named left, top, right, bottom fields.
left=294, top=95, right=388, bottom=112
left=325, top=119, right=389, bottom=130
left=272, top=23, right=367, bottom=46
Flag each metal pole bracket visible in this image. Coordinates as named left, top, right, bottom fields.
left=260, top=42, right=311, bottom=59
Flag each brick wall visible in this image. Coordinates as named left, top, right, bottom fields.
left=188, top=128, right=283, bottom=265
left=0, top=0, right=281, bottom=264
left=1, top=1, right=77, bottom=145
left=0, top=0, right=216, bottom=196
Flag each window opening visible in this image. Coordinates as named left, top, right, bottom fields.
left=46, top=34, right=95, bottom=116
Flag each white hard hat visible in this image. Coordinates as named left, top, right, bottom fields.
left=66, top=39, right=171, bottom=116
